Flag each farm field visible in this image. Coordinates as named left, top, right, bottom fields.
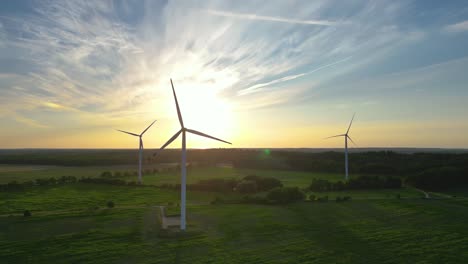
left=1, top=183, right=468, bottom=263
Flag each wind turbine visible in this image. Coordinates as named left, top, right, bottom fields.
left=325, top=113, right=356, bottom=181
left=156, top=79, right=231, bottom=230
left=116, top=119, right=157, bottom=184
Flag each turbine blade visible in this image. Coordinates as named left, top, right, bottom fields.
left=347, top=135, right=357, bottom=146
left=186, top=128, right=232, bottom=145
left=141, top=119, right=157, bottom=136
left=170, top=79, right=184, bottom=128
left=324, top=134, right=346, bottom=140
left=116, top=129, right=139, bottom=137
left=346, top=113, right=356, bottom=134
left=160, top=130, right=183, bottom=150
left=140, top=138, right=144, bottom=150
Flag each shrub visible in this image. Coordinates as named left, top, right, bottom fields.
left=406, top=166, right=465, bottom=190
left=0, top=181, right=24, bottom=191
left=317, top=196, right=329, bottom=202
left=243, top=175, right=283, bottom=191
left=266, top=187, right=305, bottom=204
left=107, top=201, right=115, bottom=208
left=58, top=176, right=77, bottom=184
left=235, top=180, right=257, bottom=193
left=127, top=181, right=137, bottom=186
left=335, top=196, right=351, bottom=202
left=35, top=178, right=57, bottom=186
left=191, top=178, right=238, bottom=192
left=308, top=194, right=316, bottom=201
left=210, top=196, right=224, bottom=205
left=100, top=171, right=113, bottom=178
left=23, top=210, right=31, bottom=217
left=309, top=176, right=402, bottom=192
left=79, top=177, right=126, bottom=185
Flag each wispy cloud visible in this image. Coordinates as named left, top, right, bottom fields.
left=13, top=115, right=48, bottom=129
left=204, top=9, right=336, bottom=26
left=445, top=20, right=468, bottom=33
left=238, top=56, right=352, bottom=95
left=0, top=0, right=431, bottom=135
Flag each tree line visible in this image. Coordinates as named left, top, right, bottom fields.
left=309, top=176, right=402, bottom=192
left=2, top=149, right=468, bottom=190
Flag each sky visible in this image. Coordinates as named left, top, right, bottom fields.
left=1, top=0, right=468, bottom=149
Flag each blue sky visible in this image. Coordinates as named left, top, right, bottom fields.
left=0, top=0, right=468, bottom=148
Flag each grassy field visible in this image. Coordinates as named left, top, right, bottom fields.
left=2, top=163, right=465, bottom=263
left=1, top=183, right=468, bottom=263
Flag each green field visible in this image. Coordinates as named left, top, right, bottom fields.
left=2, top=162, right=467, bottom=263
left=1, top=183, right=468, bottom=263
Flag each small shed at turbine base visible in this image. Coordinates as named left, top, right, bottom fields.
left=158, top=206, right=181, bottom=229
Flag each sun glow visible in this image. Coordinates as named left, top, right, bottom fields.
left=174, top=81, right=235, bottom=148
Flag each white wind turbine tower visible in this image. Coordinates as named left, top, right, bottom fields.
left=156, top=79, right=231, bottom=230
left=116, top=120, right=157, bottom=184
left=325, top=113, right=356, bottom=181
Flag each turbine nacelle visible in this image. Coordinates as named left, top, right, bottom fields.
left=324, top=113, right=357, bottom=146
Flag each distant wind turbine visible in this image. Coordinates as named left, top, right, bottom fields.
left=155, top=79, right=231, bottom=230
left=325, top=113, right=356, bottom=181
left=116, top=120, right=157, bottom=184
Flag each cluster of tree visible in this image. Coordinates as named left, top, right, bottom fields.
left=213, top=187, right=305, bottom=205
left=35, top=176, right=78, bottom=185
left=0, top=176, right=149, bottom=192
left=307, top=194, right=351, bottom=202
left=242, top=175, right=283, bottom=191
left=100, top=168, right=165, bottom=178
left=0, top=176, right=79, bottom=191
left=309, top=176, right=402, bottom=192
left=335, top=196, right=352, bottom=202
left=158, top=175, right=283, bottom=194
left=232, top=175, right=283, bottom=193
left=107, top=201, right=115, bottom=208
left=405, top=166, right=468, bottom=190
left=79, top=177, right=128, bottom=186
left=0, top=181, right=24, bottom=191
left=190, top=179, right=238, bottom=192
left=266, top=187, right=305, bottom=204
